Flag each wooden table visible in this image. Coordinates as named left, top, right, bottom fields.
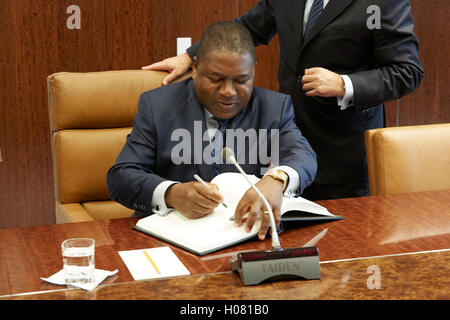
left=1, top=190, right=449, bottom=300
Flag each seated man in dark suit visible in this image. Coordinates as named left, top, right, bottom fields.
left=107, top=21, right=317, bottom=240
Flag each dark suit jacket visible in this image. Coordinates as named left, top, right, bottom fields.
left=188, top=0, right=424, bottom=192
left=107, top=78, right=317, bottom=216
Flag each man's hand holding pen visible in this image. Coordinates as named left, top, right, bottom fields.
left=164, top=181, right=223, bottom=219
left=165, top=174, right=283, bottom=241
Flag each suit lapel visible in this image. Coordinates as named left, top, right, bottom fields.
left=301, top=0, right=354, bottom=50
left=288, top=0, right=307, bottom=56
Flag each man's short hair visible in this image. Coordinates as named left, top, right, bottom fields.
left=196, top=21, right=256, bottom=64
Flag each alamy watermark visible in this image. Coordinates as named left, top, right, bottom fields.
left=366, top=5, right=381, bottom=30
left=66, top=5, right=81, bottom=30
left=65, top=4, right=381, bottom=31
left=366, top=265, right=381, bottom=289
left=170, top=121, right=279, bottom=175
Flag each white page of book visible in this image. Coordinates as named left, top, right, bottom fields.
left=137, top=205, right=261, bottom=253
left=212, top=172, right=333, bottom=216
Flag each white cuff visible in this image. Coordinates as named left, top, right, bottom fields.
left=151, top=180, right=179, bottom=216
left=266, top=166, right=299, bottom=197
left=337, top=75, right=354, bottom=110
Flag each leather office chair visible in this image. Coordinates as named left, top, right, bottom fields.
left=365, top=123, right=450, bottom=196
left=47, top=70, right=190, bottom=223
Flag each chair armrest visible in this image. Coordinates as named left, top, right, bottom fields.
left=56, top=202, right=94, bottom=224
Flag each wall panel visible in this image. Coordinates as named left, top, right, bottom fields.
left=0, top=0, right=236, bottom=228
left=0, top=0, right=448, bottom=228
left=105, top=0, right=237, bottom=70
left=0, top=0, right=59, bottom=228
left=56, top=0, right=108, bottom=72
left=399, top=0, right=450, bottom=125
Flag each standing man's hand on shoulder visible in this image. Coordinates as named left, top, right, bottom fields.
left=142, top=53, right=193, bottom=86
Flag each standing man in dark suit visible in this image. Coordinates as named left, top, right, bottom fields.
left=108, top=21, right=317, bottom=240
left=144, top=0, right=424, bottom=200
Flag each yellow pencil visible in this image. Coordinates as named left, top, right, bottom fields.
left=144, top=250, right=161, bottom=275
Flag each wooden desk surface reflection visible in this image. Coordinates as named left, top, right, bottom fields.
left=0, top=190, right=449, bottom=298
left=4, top=250, right=449, bottom=300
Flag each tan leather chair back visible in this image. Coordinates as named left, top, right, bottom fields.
left=48, top=70, right=186, bottom=223
left=365, top=124, right=450, bottom=196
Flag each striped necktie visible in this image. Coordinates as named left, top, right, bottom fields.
left=211, top=118, right=229, bottom=176
left=304, top=0, right=324, bottom=36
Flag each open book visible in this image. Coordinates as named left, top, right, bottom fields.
left=134, top=172, right=342, bottom=255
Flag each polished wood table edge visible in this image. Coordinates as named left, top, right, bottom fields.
left=319, top=248, right=450, bottom=263
left=0, top=270, right=233, bottom=300
left=2, top=249, right=448, bottom=300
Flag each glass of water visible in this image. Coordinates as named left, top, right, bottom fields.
left=61, top=238, right=95, bottom=287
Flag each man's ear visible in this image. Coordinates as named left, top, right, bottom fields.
left=192, top=56, right=198, bottom=77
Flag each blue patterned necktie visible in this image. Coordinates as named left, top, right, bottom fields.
left=211, top=118, right=229, bottom=176
left=304, top=0, right=324, bottom=36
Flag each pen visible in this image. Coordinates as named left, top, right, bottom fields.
left=144, top=250, right=161, bottom=275
left=229, top=213, right=248, bottom=221
left=193, top=174, right=229, bottom=209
